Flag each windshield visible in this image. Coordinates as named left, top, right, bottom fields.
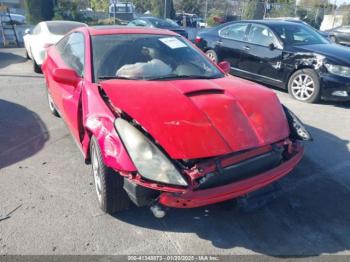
left=92, top=34, right=223, bottom=81
left=47, top=22, right=85, bottom=35
left=270, top=23, right=329, bottom=46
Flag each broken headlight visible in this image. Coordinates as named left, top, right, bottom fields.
left=114, top=118, right=188, bottom=186
left=282, top=106, right=312, bottom=141
left=325, top=63, right=350, bottom=78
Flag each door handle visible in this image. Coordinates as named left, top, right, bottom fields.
left=216, top=40, right=223, bottom=46
left=243, top=45, right=250, bottom=51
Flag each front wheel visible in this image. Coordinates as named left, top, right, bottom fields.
left=90, top=136, right=130, bottom=214
left=287, top=69, right=321, bottom=103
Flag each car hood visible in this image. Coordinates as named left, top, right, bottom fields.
left=291, top=44, right=350, bottom=65
left=100, top=77, right=289, bottom=159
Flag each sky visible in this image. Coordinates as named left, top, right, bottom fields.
left=330, top=0, right=350, bottom=5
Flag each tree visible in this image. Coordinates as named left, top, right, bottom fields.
left=90, top=0, right=109, bottom=11
left=150, top=0, right=176, bottom=19
left=53, top=0, right=82, bottom=22
left=174, top=0, right=202, bottom=14
left=133, top=0, right=153, bottom=14
left=24, top=0, right=54, bottom=24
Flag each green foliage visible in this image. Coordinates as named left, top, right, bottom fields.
left=24, top=0, right=54, bottom=24
left=133, top=0, right=153, bottom=14
left=174, top=0, right=202, bottom=14
left=149, top=0, right=175, bottom=19
left=53, top=0, right=93, bottom=23
left=90, top=0, right=109, bottom=12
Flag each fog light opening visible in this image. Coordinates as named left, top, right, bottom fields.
left=332, top=91, right=348, bottom=97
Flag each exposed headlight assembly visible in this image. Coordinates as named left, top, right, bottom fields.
left=325, top=63, right=350, bottom=78
left=282, top=106, right=312, bottom=141
left=115, top=118, right=188, bottom=186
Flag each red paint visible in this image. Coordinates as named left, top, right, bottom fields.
left=159, top=144, right=304, bottom=208
left=42, top=26, right=304, bottom=210
left=100, top=77, right=289, bottom=159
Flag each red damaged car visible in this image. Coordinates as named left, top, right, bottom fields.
left=42, top=26, right=311, bottom=217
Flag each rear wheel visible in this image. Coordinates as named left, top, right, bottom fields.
left=288, top=69, right=320, bottom=103
left=47, top=90, right=60, bottom=117
left=205, top=49, right=218, bottom=63
left=90, top=136, right=130, bottom=214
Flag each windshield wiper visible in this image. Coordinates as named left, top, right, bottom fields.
left=147, top=74, right=222, bottom=81
left=98, top=76, right=134, bottom=81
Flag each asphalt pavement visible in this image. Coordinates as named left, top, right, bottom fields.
left=1, top=48, right=350, bottom=256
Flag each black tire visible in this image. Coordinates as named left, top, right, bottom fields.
left=46, top=89, right=60, bottom=117
left=90, top=136, right=130, bottom=214
left=287, top=68, right=321, bottom=104
left=205, top=49, right=218, bottom=63
left=33, top=59, right=42, bottom=73
left=25, top=50, right=30, bottom=60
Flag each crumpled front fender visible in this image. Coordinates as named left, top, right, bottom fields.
left=81, top=84, right=136, bottom=172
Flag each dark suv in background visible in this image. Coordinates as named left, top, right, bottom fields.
left=195, top=20, right=350, bottom=103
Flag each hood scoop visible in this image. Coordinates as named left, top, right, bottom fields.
left=185, top=89, right=225, bottom=97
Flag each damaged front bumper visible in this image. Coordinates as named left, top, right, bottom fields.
left=122, top=141, right=304, bottom=209
left=159, top=143, right=303, bottom=208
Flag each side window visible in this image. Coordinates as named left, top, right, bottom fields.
left=219, top=23, right=248, bottom=41
left=248, top=24, right=279, bottom=47
left=56, top=34, right=69, bottom=53
left=62, top=33, right=85, bottom=76
left=32, top=24, right=41, bottom=35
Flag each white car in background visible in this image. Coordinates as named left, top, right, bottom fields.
left=23, top=21, right=87, bottom=73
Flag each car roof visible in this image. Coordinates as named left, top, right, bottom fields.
left=222, top=19, right=304, bottom=27
left=44, top=20, right=87, bottom=26
left=87, top=26, right=178, bottom=36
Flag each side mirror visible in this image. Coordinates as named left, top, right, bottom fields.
left=24, top=28, right=31, bottom=34
left=268, top=43, right=276, bottom=50
left=53, top=68, right=81, bottom=86
left=218, top=61, right=231, bottom=74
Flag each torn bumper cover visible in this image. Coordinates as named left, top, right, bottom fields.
left=158, top=143, right=304, bottom=208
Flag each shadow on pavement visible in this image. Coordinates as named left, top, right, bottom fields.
left=0, top=50, right=27, bottom=69
left=0, top=99, right=49, bottom=169
left=114, top=124, right=350, bottom=256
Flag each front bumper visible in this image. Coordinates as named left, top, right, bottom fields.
left=320, top=73, right=350, bottom=101
left=159, top=144, right=304, bottom=208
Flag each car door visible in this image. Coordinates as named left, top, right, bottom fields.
left=240, top=23, right=284, bottom=86
left=52, top=32, right=85, bottom=142
left=216, top=22, right=250, bottom=69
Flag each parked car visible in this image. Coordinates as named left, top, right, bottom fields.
left=128, top=16, right=188, bottom=38
left=326, top=25, right=350, bottom=46
left=196, top=20, right=350, bottom=103
left=0, top=12, right=26, bottom=25
left=23, top=21, right=87, bottom=73
left=42, top=26, right=310, bottom=216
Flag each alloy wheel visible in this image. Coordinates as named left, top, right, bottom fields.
left=206, top=51, right=217, bottom=63
left=291, top=74, right=315, bottom=101
left=47, top=92, right=55, bottom=112
left=91, top=145, right=102, bottom=203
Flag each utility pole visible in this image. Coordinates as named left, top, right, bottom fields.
left=164, top=0, right=167, bottom=19
left=332, top=0, right=337, bottom=28
left=205, top=0, right=208, bottom=20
